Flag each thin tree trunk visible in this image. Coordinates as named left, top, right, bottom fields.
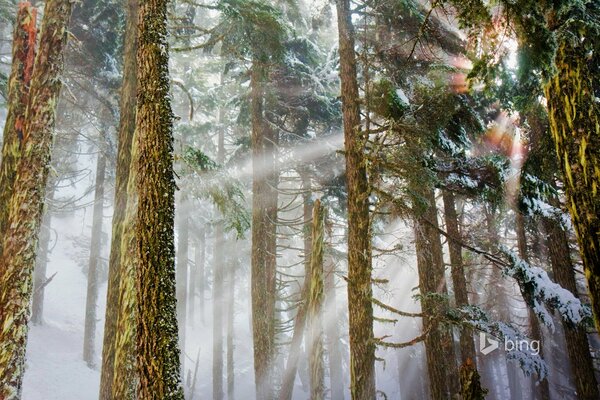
left=278, top=191, right=312, bottom=400
left=413, top=186, right=459, bottom=399
left=213, top=222, right=224, bottom=400
left=133, top=0, right=183, bottom=395
left=177, top=205, right=189, bottom=373
left=0, top=2, right=37, bottom=249
left=188, top=227, right=197, bottom=326
left=0, top=0, right=72, bottom=396
left=278, top=169, right=311, bottom=400
left=335, top=0, right=376, bottom=398
left=515, top=210, right=550, bottom=400
left=99, top=0, right=137, bottom=396
left=543, top=216, right=600, bottom=399
left=250, top=60, right=278, bottom=399
left=213, top=101, right=226, bottom=400
left=226, top=257, right=236, bottom=400
left=196, top=226, right=206, bottom=325
left=544, top=37, right=600, bottom=332
left=83, top=148, right=107, bottom=368
left=308, top=200, right=325, bottom=400
left=32, top=181, right=55, bottom=325
left=442, top=190, right=477, bottom=365
left=324, top=255, right=344, bottom=400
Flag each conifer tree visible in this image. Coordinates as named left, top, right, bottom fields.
left=335, top=0, right=376, bottom=398
left=0, top=0, right=72, bottom=395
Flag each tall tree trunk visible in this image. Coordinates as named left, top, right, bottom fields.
left=213, top=222, right=224, bottom=400
left=413, top=186, right=459, bottom=399
left=324, top=255, right=344, bottom=400
left=334, top=0, right=376, bottom=398
left=0, top=2, right=36, bottom=249
left=31, top=181, right=55, bottom=325
left=213, top=104, right=226, bottom=400
left=188, top=226, right=197, bottom=325
left=250, top=61, right=278, bottom=399
left=278, top=190, right=312, bottom=400
left=133, top=0, right=183, bottom=395
left=195, top=226, right=206, bottom=325
left=83, top=148, right=107, bottom=368
left=226, top=257, right=236, bottom=400
left=442, top=190, right=477, bottom=365
left=308, top=200, right=325, bottom=400
left=543, top=216, right=600, bottom=399
left=515, top=210, right=550, bottom=400
left=0, top=0, right=72, bottom=396
left=544, top=36, right=600, bottom=332
left=99, top=0, right=138, bottom=396
left=176, top=204, right=189, bottom=373
left=482, top=208, right=521, bottom=400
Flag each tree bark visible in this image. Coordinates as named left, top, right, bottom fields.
left=543, top=216, right=600, bottom=399
left=0, top=0, right=72, bottom=396
left=515, top=210, right=550, bottom=400
left=0, top=2, right=37, bottom=250
left=442, top=190, right=477, bottom=365
left=544, top=38, right=600, bottom=332
left=226, top=257, right=236, bottom=400
left=413, top=186, right=459, bottom=399
left=99, top=0, right=137, bottom=396
left=324, top=255, right=344, bottom=400
left=335, top=0, right=376, bottom=398
left=176, top=204, right=189, bottom=373
left=195, top=226, right=206, bottom=325
left=213, top=104, right=226, bottom=400
left=31, top=181, right=55, bottom=325
left=307, top=200, right=325, bottom=400
left=133, top=0, right=183, bottom=395
left=83, top=148, right=107, bottom=368
left=250, top=60, right=278, bottom=399
left=213, top=222, right=224, bottom=400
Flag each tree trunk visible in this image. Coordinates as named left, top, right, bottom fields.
left=543, top=216, right=600, bottom=399
left=133, top=0, right=183, bottom=395
left=515, top=210, right=550, bottom=400
left=213, top=103, right=226, bottom=400
left=83, top=148, right=107, bottom=368
left=0, top=0, right=72, bottom=396
left=334, top=0, right=376, bottom=398
left=99, top=0, right=137, bottom=396
left=213, top=222, right=224, bottom=400
left=195, top=226, right=206, bottom=325
left=413, top=186, right=459, bottom=399
left=176, top=205, right=189, bottom=373
left=226, top=257, right=236, bottom=400
left=278, top=191, right=312, bottom=400
left=0, top=2, right=37, bottom=250
left=308, top=200, right=325, bottom=400
left=31, top=181, right=55, bottom=325
left=442, top=190, right=477, bottom=365
left=250, top=60, right=278, bottom=399
left=324, top=255, right=344, bottom=400
left=544, top=38, right=600, bottom=333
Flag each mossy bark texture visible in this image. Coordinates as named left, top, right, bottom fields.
left=544, top=40, right=600, bottom=332
left=335, top=0, right=376, bottom=398
left=100, top=0, right=138, bottom=397
left=250, top=62, right=278, bottom=400
left=0, top=2, right=36, bottom=249
left=0, top=0, right=72, bottom=397
left=133, top=0, right=183, bottom=396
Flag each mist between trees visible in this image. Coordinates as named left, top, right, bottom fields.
left=0, top=0, right=599, bottom=399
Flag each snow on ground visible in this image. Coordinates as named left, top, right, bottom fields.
left=22, top=154, right=107, bottom=399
